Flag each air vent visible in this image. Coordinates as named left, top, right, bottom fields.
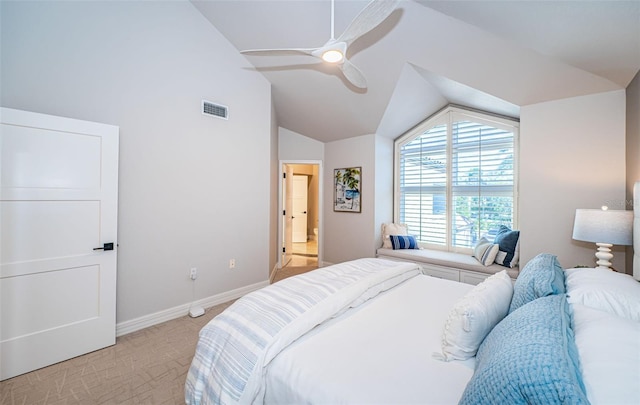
left=202, top=100, right=228, bottom=120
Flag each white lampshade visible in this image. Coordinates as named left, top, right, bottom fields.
left=572, top=208, right=633, bottom=245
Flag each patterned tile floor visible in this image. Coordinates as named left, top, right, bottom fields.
left=291, top=240, right=317, bottom=256
left=288, top=240, right=318, bottom=267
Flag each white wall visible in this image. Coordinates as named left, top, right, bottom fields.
left=324, top=135, right=377, bottom=263
left=279, top=127, right=324, bottom=161
left=269, top=98, right=279, bottom=276
left=519, top=90, right=627, bottom=270
left=374, top=136, right=395, bottom=247
left=626, top=73, right=640, bottom=193
left=625, top=71, right=640, bottom=275
left=626, top=72, right=640, bottom=201
left=1, top=1, right=273, bottom=323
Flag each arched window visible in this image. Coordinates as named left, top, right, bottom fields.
left=394, top=106, right=519, bottom=253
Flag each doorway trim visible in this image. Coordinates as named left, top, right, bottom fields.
left=277, top=160, right=323, bottom=270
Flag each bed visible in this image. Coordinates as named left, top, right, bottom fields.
left=185, top=184, right=640, bottom=405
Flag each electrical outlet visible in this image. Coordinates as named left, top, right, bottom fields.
left=190, top=267, right=197, bottom=280
left=229, top=259, right=236, bottom=269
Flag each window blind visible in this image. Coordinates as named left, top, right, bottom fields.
left=397, top=108, right=518, bottom=251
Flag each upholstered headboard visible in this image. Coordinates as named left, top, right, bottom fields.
left=634, top=182, right=640, bottom=280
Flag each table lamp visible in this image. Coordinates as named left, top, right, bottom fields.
left=572, top=206, right=633, bottom=270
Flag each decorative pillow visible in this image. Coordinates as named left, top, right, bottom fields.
left=381, top=223, right=408, bottom=248
left=473, top=237, right=500, bottom=266
left=565, top=267, right=640, bottom=322
left=389, top=235, right=419, bottom=250
left=572, top=303, right=640, bottom=405
left=436, top=270, right=513, bottom=361
left=459, top=295, right=589, bottom=405
left=493, top=225, right=520, bottom=268
left=509, top=253, right=565, bottom=314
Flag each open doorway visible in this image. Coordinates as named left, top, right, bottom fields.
left=275, top=161, right=322, bottom=282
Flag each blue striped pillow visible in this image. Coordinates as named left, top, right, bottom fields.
left=473, top=237, right=500, bottom=266
left=390, top=235, right=419, bottom=250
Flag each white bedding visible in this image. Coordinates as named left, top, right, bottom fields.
left=185, top=258, right=423, bottom=404
left=264, top=275, right=475, bottom=405
left=572, top=303, right=640, bottom=404
left=187, top=248, right=640, bottom=404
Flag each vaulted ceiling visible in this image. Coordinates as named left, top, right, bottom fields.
left=192, top=0, right=640, bottom=143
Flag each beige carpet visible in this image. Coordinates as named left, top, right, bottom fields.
left=1, top=266, right=317, bottom=405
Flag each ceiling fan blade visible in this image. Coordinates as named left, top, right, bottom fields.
left=240, top=48, right=318, bottom=57
left=336, top=0, right=400, bottom=47
left=340, top=58, right=367, bottom=89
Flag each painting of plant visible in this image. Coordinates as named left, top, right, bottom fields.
left=334, top=167, right=361, bottom=212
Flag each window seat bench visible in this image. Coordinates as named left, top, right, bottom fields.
left=376, top=248, right=519, bottom=285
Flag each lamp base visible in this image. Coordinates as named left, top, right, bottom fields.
left=594, top=242, right=614, bottom=270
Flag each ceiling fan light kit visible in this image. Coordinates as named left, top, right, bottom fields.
left=314, top=40, right=347, bottom=63
left=322, top=49, right=344, bottom=63
left=240, top=0, right=400, bottom=89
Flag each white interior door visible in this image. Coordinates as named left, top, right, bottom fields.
left=281, top=165, right=294, bottom=267
left=292, top=175, right=308, bottom=243
left=0, top=108, right=119, bottom=380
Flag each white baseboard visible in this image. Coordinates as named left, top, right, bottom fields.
left=116, top=280, right=270, bottom=337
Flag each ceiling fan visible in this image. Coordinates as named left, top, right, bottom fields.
left=240, top=0, right=400, bottom=89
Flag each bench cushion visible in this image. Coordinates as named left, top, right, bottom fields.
left=377, top=248, right=519, bottom=279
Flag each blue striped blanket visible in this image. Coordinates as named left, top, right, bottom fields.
left=185, top=258, right=421, bottom=405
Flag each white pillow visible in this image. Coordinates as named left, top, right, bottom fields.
left=572, top=303, right=640, bottom=404
left=381, top=223, right=408, bottom=249
left=435, top=270, right=514, bottom=361
left=473, top=237, right=500, bottom=266
left=565, top=267, right=640, bottom=321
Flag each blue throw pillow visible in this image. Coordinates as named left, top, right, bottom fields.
left=494, top=225, right=520, bottom=268
left=509, top=253, right=565, bottom=313
left=389, top=235, right=419, bottom=250
left=459, top=294, right=588, bottom=405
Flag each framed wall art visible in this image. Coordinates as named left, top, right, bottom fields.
left=334, top=167, right=361, bottom=213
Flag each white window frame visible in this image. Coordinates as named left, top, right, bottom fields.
left=394, top=105, right=520, bottom=253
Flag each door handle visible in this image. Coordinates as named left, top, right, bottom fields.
left=93, top=243, right=115, bottom=251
